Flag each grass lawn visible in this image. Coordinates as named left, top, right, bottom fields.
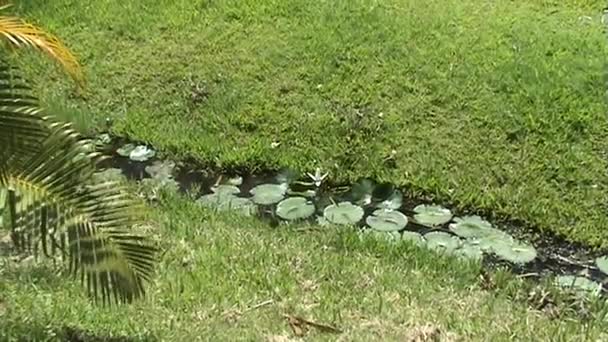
left=10, top=1, right=608, bottom=248
left=3, top=0, right=608, bottom=340
left=2, top=190, right=608, bottom=341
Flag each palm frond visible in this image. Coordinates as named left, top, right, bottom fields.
left=0, top=58, right=156, bottom=305
left=0, top=5, right=84, bottom=87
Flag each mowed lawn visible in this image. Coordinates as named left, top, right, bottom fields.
left=3, top=191, right=608, bottom=341
left=11, top=0, right=608, bottom=251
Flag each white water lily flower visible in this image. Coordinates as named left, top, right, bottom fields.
left=307, top=167, right=328, bottom=187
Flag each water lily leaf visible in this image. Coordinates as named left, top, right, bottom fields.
left=141, top=175, right=179, bottom=192
left=449, top=216, right=509, bottom=241
left=377, top=190, right=403, bottom=210
left=555, top=275, right=601, bottom=296
left=129, top=145, right=156, bottom=162
left=490, top=239, right=537, bottom=264
left=276, top=168, right=299, bottom=185
left=217, top=197, right=256, bottom=216
left=596, top=256, right=608, bottom=275
left=116, top=143, right=136, bottom=157
left=94, top=133, right=112, bottom=148
left=145, top=160, right=175, bottom=180
left=198, top=192, right=235, bottom=206
left=455, top=242, right=483, bottom=261
left=424, top=232, right=461, bottom=254
left=401, top=231, right=425, bottom=246
left=276, top=197, right=315, bottom=221
left=227, top=176, right=243, bottom=186
left=360, top=229, right=402, bottom=243
left=350, top=179, right=375, bottom=205
left=316, top=215, right=330, bottom=227
left=287, top=188, right=317, bottom=198
left=323, top=202, right=364, bottom=225
left=212, top=184, right=241, bottom=195
left=198, top=193, right=256, bottom=216
left=413, top=204, right=452, bottom=227
left=93, top=168, right=126, bottom=182
left=366, top=209, right=408, bottom=232
left=250, top=183, right=287, bottom=205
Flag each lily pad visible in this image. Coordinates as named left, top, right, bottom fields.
left=360, top=229, right=402, bottom=243
left=227, top=176, right=243, bottom=186
left=116, top=143, right=136, bottom=157
left=145, top=160, right=175, bottom=180
left=94, top=133, right=112, bottom=148
left=490, top=239, right=537, bottom=264
left=276, top=197, right=315, bottom=221
left=454, top=242, right=483, bottom=261
left=198, top=193, right=256, bottom=216
left=212, top=184, right=241, bottom=195
left=93, top=168, right=125, bottom=182
left=555, top=275, right=601, bottom=296
left=401, top=231, right=425, bottom=246
left=413, top=204, right=452, bottom=227
left=366, top=209, right=408, bottom=232
left=129, top=145, right=156, bottom=162
left=449, top=215, right=497, bottom=239
left=140, top=177, right=180, bottom=193
left=350, top=179, right=375, bottom=205
left=424, top=232, right=461, bottom=254
left=323, top=202, right=364, bottom=225
left=377, top=190, right=403, bottom=210
left=316, top=215, right=330, bottom=227
left=249, top=183, right=287, bottom=205
left=595, top=256, right=608, bottom=275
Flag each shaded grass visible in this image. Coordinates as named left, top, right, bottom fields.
left=10, top=0, right=608, bottom=250
left=2, top=190, right=608, bottom=341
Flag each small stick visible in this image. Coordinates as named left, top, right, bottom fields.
left=243, top=299, right=274, bottom=313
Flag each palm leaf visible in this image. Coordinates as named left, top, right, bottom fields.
left=0, top=4, right=84, bottom=87
left=0, top=58, right=156, bottom=305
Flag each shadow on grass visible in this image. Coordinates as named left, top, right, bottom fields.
left=1, top=325, right=156, bottom=342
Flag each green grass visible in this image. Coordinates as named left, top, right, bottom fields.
left=10, top=0, right=608, bottom=247
left=2, top=190, right=608, bottom=341
left=3, top=1, right=608, bottom=340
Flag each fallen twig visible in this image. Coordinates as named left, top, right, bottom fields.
left=283, top=314, right=342, bottom=336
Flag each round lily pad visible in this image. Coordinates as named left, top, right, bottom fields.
left=376, top=190, right=403, bottom=210
left=145, top=160, right=175, bottom=180
left=366, top=209, right=408, bottom=232
left=212, top=184, right=241, bottom=195
left=424, top=232, right=461, bottom=253
left=490, top=239, right=537, bottom=264
left=129, top=145, right=156, bottom=162
left=555, top=275, right=601, bottom=296
left=595, top=256, right=608, bottom=275
left=350, top=179, right=375, bottom=205
left=249, top=183, right=287, bottom=205
left=449, top=215, right=497, bottom=238
left=323, top=202, right=364, bottom=225
left=116, top=143, right=136, bottom=157
left=401, top=231, right=425, bottom=246
left=198, top=192, right=237, bottom=206
left=360, top=229, right=402, bottom=243
left=276, top=197, right=315, bottom=221
left=93, top=168, right=126, bottom=182
left=413, top=204, right=452, bottom=227
left=198, top=193, right=256, bottom=216
left=227, top=176, right=243, bottom=186
left=454, top=242, right=483, bottom=261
